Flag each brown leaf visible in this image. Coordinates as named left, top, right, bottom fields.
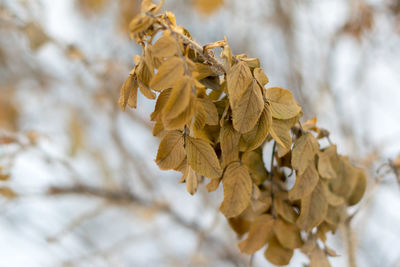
left=241, top=149, right=268, bottom=185
left=238, top=214, right=274, bottom=254
left=163, top=97, right=195, bottom=130
left=269, top=118, right=293, bottom=155
left=226, top=61, right=253, bottom=108
left=220, top=162, right=253, bottom=218
left=288, top=163, right=319, bottom=200
left=240, top=103, right=272, bottom=151
left=220, top=121, right=240, bottom=167
left=317, top=145, right=338, bottom=179
left=347, top=168, right=366, bottom=206
left=292, top=133, right=319, bottom=174
left=310, top=247, right=332, bottom=267
left=186, top=136, right=222, bottom=179
left=150, top=57, right=185, bottom=91
left=274, top=218, right=303, bottom=249
left=197, top=98, right=219, bottom=125
left=206, top=177, right=221, bottom=192
left=232, top=80, right=264, bottom=133
left=156, top=130, right=186, bottom=170
left=162, top=76, right=193, bottom=121
left=150, top=88, right=171, bottom=121
left=265, top=87, right=301, bottom=119
left=118, top=75, right=138, bottom=110
left=297, top=181, right=328, bottom=232
left=152, top=34, right=178, bottom=58
left=182, top=165, right=200, bottom=195
left=253, top=67, right=269, bottom=87
left=264, top=235, right=294, bottom=266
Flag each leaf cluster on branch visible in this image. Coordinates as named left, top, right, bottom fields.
left=118, top=0, right=367, bottom=265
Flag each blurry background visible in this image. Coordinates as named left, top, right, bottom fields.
left=1, top=0, right=400, bottom=266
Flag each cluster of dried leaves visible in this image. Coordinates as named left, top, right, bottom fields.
left=118, top=1, right=367, bottom=265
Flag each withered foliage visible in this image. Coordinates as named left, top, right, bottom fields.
left=119, top=1, right=367, bottom=265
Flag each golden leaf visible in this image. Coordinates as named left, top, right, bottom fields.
left=149, top=57, right=184, bottom=91
left=206, top=177, right=221, bottom=192
left=330, top=156, right=359, bottom=200
left=192, top=99, right=207, bottom=131
left=274, top=192, right=297, bottom=224
left=232, top=80, right=264, bottom=133
left=325, top=205, right=343, bottom=226
left=228, top=216, right=250, bottom=237
left=129, top=14, right=154, bottom=35
left=150, top=88, right=171, bottom=121
left=241, top=149, right=268, bottom=185
left=164, top=102, right=195, bottom=130
left=347, top=168, right=367, bottom=206
left=253, top=67, right=269, bottom=87
left=152, top=121, right=165, bottom=137
left=136, top=53, right=156, bottom=100
left=317, top=145, right=338, bottom=179
left=288, top=163, right=319, bottom=201
left=240, top=103, right=272, bottom=151
left=197, top=98, right=219, bottom=125
left=220, top=121, right=240, bottom=167
left=152, top=34, right=178, bottom=58
left=238, top=214, right=274, bottom=254
left=162, top=76, right=193, bottom=121
left=194, top=63, right=215, bottom=80
left=310, top=247, right=332, bottom=267
left=241, top=57, right=260, bottom=69
left=182, top=165, right=200, bottom=195
left=226, top=61, right=253, bottom=108
left=118, top=75, right=138, bottom=110
left=220, top=162, right=253, bottom=218
left=269, top=119, right=292, bottom=153
left=292, top=133, right=319, bottom=174
left=321, top=181, right=344, bottom=206
left=274, top=218, right=303, bottom=249
left=155, top=130, right=186, bottom=170
left=264, top=235, right=294, bottom=266
left=185, top=136, right=222, bottom=179
left=297, top=181, right=328, bottom=232
left=265, top=87, right=301, bottom=119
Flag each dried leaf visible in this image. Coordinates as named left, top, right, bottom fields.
left=264, top=235, right=294, bottom=266
left=220, top=121, right=240, bottom=167
left=297, top=181, right=328, bottom=232
left=238, top=214, right=274, bottom=254
left=274, top=218, right=303, bottom=249
left=265, top=87, right=301, bottom=119
left=226, top=61, right=253, bottom=108
left=118, top=75, right=138, bottom=110
left=150, top=88, right=171, bottom=121
left=288, top=163, right=319, bottom=200
left=197, top=98, right=219, bottom=125
left=232, top=80, right=264, bottom=133
left=317, top=146, right=338, bottom=179
left=241, top=149, right=268, bottom=185
left=240, top=103, right=272, bottom=151
left=162, top=76, right=193, bottom=121
left=310, top=247, right=332, bottom=267
left=292, top=133, right=319, bottom=174
left=150, top=57, right=184, bottom=91
left=206, top=177, right=221, bottom=192
left=220, top=162, right=253, bottom=218
left=347, top=169, right=367, bottom=206
left=254, top=67, right=269, bottom=87
left=163, top=97, right=195, bottom=130
left=183, top=165, right=200, bottom=195
left=186, top=136, right=222, bottom=179
left=152, top=34, right=178, bottom=58
left=156, top=130, right=186, bottom=170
